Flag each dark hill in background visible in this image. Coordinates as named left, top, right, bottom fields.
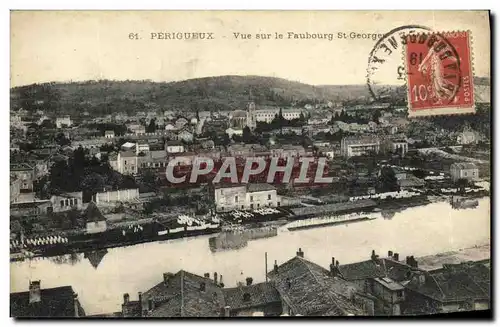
left=10, top=75, right=490, bottom=116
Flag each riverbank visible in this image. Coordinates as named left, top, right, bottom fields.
left=416, top=243, right=490, bottom=271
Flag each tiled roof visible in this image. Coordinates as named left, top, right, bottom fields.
left=85, top=202, right=106, bottom=223
left=450, top=162, right=478, bottom=170
left=143, top=270, right=225, bottom=317
left=383, top=258, right=415, bottom=282
left=268, top=256, right=365, bottom=316
left=222, top=282, right=281, bottom=311
left=406, top=264, right=490, bottom=303
left=337, top=259, right=387, bottom=281
left=247, top=183, right=276, bottom=192
left=10, top=286, right=83, bottom=317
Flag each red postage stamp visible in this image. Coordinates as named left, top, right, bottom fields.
left=404, top=31, right=475, bottom=117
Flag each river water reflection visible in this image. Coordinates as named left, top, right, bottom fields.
left=10, top=198, right=490, bottom=315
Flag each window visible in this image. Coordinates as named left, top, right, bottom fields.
left=277, top=202, right=280, bottom=206
left=396, top=290, right=404, bottom=298
left=257, top=203, right=260, bottom=208
left=464, top=171, right=468, bottom=177
left=235, top=196, right=238, bottom=202
left=65, top=199, right=69, bottom=206
left=268, top=194, right=271, bottom=200
left=250, top=196, right=253, bottom=202
left=250, top=204, right=254, bottom=209
left=221, top=206, right=224, bottom=211
left=268, top=202, right=272, bottom=207
left=74, top=199, right=78, bottom=206
left=60, top=200, right=64, bottom=207
left=124, top=160, right=127, bottom=165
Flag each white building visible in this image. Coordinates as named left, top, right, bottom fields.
left=105, top=130, right=115, bottom=138
left=450, top=162, right=479, bottom=182
left=341, top=136, right=380, bottom=158
left=50, top=192, right=84, bottom=213
left=136, top=142, right=150, bottom=154
left=109, top=151, right=138, bottom=175
left=457, top=131, right=479, bottom=145
left=55, top=116, right=72, bottom=129
left=226, top=127, right=243, bottom=138
left=165, top=141, right=185, bottom=154
left=254, top=108, right=304, bottom=123
left=214, top=183, right=279, bottom=212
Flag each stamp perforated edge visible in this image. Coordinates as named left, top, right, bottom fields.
left=402, top=30, right=477, bottom=118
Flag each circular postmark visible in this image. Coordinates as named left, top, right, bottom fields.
left=366, top=25, right=431, bottom=103
left=367, top=26, right=463, bottom=107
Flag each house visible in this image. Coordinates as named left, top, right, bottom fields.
left=457, top=131, right=479, bottom=145
left=127, top=271, right=226, bottom=317
left=50, top=192, right=84, bottom=213
left=222, top=280, right=282, bottom=316
left=127, top=124, right=146, bottom=135
left=85, top=202, right=107, bottom=234
left=136, top=142, right=150, bottom=154
left=109, top=151, right=139, bottom=175
left=10, top=163, right=35, bottom=191
left=10, top=281, right=85, bottom=317
left=403, top=261, right=490, bottom=314
left=164, top=123, right=177, bottom=131
left=10, top=199, right=53, bottom=217
left=104, top=130, right=115, bottom=138
left=177, top=129, right=194, bottom=143
left=317, top=146, right=334, bottom=159
left=267, top=249, right=369, bottom=316
left=269, top=144, right=306, bottom=158
left=165, top=140, right=185, bottom=154
left=55, top=116, right=72, bottom=129
left=175, top=117, right=189, bottom=129
left=225, top=127, right=243, bottom=138
left=228, top=144, right=270, bottom=158
left=341, top=136, right=380, bottom=158
left=213, top=183, right=279, bottom=212
left=450, top=162, right=479, bottom=182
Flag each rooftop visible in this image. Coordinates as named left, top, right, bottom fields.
left=247, top=183, right=276, bottom=193
left=451, top=162, right=478, bottom=170
left=268, top=255, right=365, bottom=316
left=222, top=282, right=281, bottom=311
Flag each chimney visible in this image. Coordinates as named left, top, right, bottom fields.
left=200, top=282, right=206, bottom=292
left=163, top=273, right=169, bottom=286
left=273, top=260, right=278, bottom=274
left=336, top=260, right=339, bottom=267
left=393, top=253, right=399, bottom=261
left=138, top=292, right=143, bottom=304
left=224, top=306, right=231, bottom=317
left=29, top=280, right=41, bottom=304
left=123, top=293, right=130, bottom=304
left=246, top=277, right=253, bottom=286
left=406, top=256, right=410, bottom=265
left=204, top=273, right=210, bottom=278
left=296, top=248, right=304, bottom=258
left=214, top=272, right=218, bottom=284
left=73, top=293, right=80, bottom=318
left=371, top=250, right=377, bottom=261
left=388, top=250, right=393, bottom=257
left=219, top=275, right=224, bottom=287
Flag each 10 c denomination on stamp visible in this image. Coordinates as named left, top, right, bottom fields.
left=404, top=31, right=475, bottom=117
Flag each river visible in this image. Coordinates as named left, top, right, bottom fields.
left=10, top=197, right=491, bottom=315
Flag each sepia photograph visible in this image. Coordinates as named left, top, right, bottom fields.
left=9, top=10, right=491, bottom=318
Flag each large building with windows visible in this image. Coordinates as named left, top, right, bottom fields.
left=213, top=183, right=279, bottom=212
left=340, top=136, right=380, bottom=158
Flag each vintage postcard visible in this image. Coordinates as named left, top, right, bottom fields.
left=10, top=11, right=491, bottom=318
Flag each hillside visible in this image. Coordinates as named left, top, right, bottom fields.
left=10, top=75, right=490, bottom=116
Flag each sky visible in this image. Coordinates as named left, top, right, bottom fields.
left=10, top=10, right=490, bottom=87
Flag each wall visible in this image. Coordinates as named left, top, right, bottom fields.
left=95, top=189, right=139, bottom=203
left=50, top=192, right=84, bottom=212
left=214, top=186, right=247, bottom=212
left=86, top=221, right=107, bottom=234
left=246, top=190, right=278, bottom=209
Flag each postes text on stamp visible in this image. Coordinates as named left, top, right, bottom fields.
left=404, top=31, right=475, bottom=117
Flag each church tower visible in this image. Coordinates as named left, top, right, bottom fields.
left=246, top=90, right=257, bottom=130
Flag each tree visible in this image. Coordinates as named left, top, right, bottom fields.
left=378, top=167, right=400, bottom=192
left=146, top=118, right=156, bottom=133
left=372, top=109, right=381, bottom=124
left=55, top=132, right=71, bottom=147
left=242, top=126, right=253, bottom=143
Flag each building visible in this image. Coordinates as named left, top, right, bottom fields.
left=254, top=108, right=304, bottom=123
left=450, top=162, right=479, bottom=182
left=10, top=163, right=35, bottom=192
left=136, top=142, right=150, bottom=154
left=85, top=202, right=107, bottom=234
left=55, top=116, right=72, bottom=129
left=341, top=136, right=380, bottom=158
left=269, top=144, right=306, bottom=158
left=177, top=129, right=194, bottom=143
left=222, top=280, right=282, bottom=316
left=165, top=140, right=185, bottom=154
left=50, top=192, right=84, bottom=213
left=213, top=183, right=279, bottom=212
left=127, top=124, right=146, bottom=135
left=267, top=249, right=369, bottom=316
left=92, top=188, right=140, bottom=204
left=225, top=127, right=243, bottom=138
left=457, top=131, right=479, bottom=145
left=109, top=151, right=139, bottom=175
left=387, top=139, right=408, bottom=157
left=228, top=144, right=270, bottom=158
left=10, top=281, right=85, bottom=317
left=104, top=130, right=115, bottom=138
left=125, top=271, right=226, bottom=317
left=10, top=176, right=21, bottom=203
left=403, top=262, right=490, bottom=314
